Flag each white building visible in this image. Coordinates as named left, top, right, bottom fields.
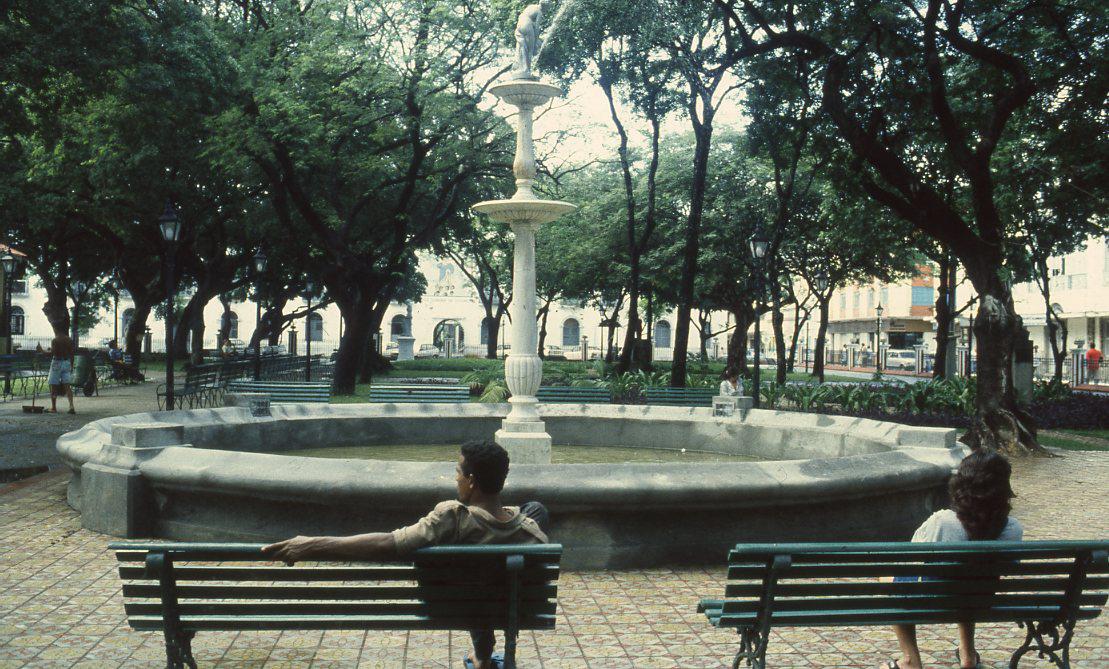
left=7, top=253, right=716, bottom=362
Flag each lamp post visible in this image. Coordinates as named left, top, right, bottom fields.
left=814, top=269, right=828, bottom=380
left=252, top=250, right=267, bottom=381
left=73, top=281, right=87, bottom=350
left=303, top=279, right=314, bottom=382
left=749, top=224, right=769, bottom=408
left=110, top=273, right=123, bottom=345
left=159, top=200, right=181, bottom=411
left=875, top=303, right=884, bottom=372
left=2, top=252, right=26, bottom=396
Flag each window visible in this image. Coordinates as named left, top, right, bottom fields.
left=480, top=317, right=494, bottom=346
left=867, top=289, right=875, bottom=310
left=911, top=286, right=934, bottom=306
left=880, top=287, right=889, bottom=306
left=390, top=314, right=407, bottom=340
left=307, top=313, right=323, bottom=342
left=10, top=279, right=27, bottom=295
left=1068, top=274, right=1087, bottom=290
left=839, top=293, right=847, bottom=316
left=655, top=320, right=672, bottom=348
left=10, top=306, right=24, bottom=336
left=561, top=318, right=580, bottom=347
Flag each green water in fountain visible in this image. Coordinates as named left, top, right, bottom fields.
left=272, top=444, right=758, bottom=464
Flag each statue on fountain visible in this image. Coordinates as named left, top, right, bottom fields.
left=513, top=3, right=543, bottom=80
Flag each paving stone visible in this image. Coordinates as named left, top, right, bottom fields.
left=1, top=451, right=1107, bottom=667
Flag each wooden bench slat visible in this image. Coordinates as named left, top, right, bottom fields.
left=118, top=564, right=559, bottom=582
left=724, top=576, right=1109, bottom=598
left=728, top=548, right=1109, bottom=563
left=720, top=593, right=1107, bottom=613
left=125, top=601, right=558, bottom=617
left=726, top=560, right=1093, bottom=579
left=127, top=613, right=558, bottom=632
left=714, top=606, right=1106, bottom=627
left=122, top=583, right=559, bottom=601
left=726, top=540, right=1109, bottom=555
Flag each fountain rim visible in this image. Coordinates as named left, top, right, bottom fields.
left=471, top=198, right=577, bottom=224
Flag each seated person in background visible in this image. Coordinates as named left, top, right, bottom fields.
left=220, top=338, right=235, bottom=357
left=263, top=440, right=549, bottom=669
left=719, top=368, right=742, bottom=396
left=107, top=340, right=125, bottom=378
left=880, top=450, right=1022, bottom=669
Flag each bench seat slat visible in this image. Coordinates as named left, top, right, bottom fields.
left=724, top=576, right=1109, bottom=598
left=127, top=614, right=557, bottom=632
left=726, top=561, right=1094, bottom=579
left=118, top=564, right=559, bottom=582
left=713, top=606, right=1106, bottom=627
left=122, top=583, right=558, bottom=601
left=727, top=540, right=1109, bottom=555
left=113, top=543, right=562, bottom=561
left=729, top=548, right=1109, bottom=563
left=719, top=593, right=1107, bottom=613
left=125, top=601, right=557, bottom=617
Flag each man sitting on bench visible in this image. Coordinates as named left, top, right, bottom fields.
left=263, top=440, right=549, bottom=669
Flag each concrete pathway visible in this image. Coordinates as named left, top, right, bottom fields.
left=1, top=447, right=1106, bottom=668
left=0, top=378, right=161, bottom=480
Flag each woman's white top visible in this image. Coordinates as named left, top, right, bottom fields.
left=719, top=379, right=740, bottom=396
left=911, top=509, right=1023, bottom=542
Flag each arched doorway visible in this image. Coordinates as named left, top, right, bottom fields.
left=655, top=320, right=672, bottom=348
left=433, top=319, right=465, bottom=357
left=562, top=318, right=580, bottom=347
left=390, top=313, right=409, bottom=341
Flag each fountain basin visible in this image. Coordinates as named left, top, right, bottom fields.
left=56, top=403, right=963, bottom=569
left=488, top=80, right=565, bottom=107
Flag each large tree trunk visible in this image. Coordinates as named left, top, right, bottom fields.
left=617, top=277, right=644, bottom=373
left=670, top=119, right=714, bottom=387
left=727, top=305, right=753, bottom=376
left=122, top=301, right=152, bottom=365
left=358, top=299, right=391, bottom=383
left=41, top=279, right=71, bottom=339
left=333, top=298, right=374, bottom=395
left=812, top=297, right=830, bottom=382
left=960, top=273, right=1048, bottom=456
left=770, top=275, right=787, bottom=385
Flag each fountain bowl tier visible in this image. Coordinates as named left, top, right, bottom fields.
left=488, top=80, right=565, bottom=108
left=57, top=403, right=964, bottom=569
left=471, top=198, right=577, bottom=224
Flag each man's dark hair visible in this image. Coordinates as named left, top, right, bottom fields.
left=460, top=440, right=510, bottom=494
left=950, top=450, right=1015, bottom=540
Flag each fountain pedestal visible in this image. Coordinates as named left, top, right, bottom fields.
left=472, top=80, right=575, bottom=465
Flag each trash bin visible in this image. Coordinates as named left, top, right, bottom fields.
left=73, top=352, right=96, bottom=397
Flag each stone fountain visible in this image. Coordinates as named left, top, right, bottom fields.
left=472, top=4, right=575, bottom=464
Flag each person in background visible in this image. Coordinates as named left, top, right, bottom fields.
left=263, top=441, right=549, bottom=669
left=719, top=368, right=742, bottom=396
left=879, top=450, right=1022, bottom=669
left=47, top=334, right=76, bottom=414
left=1086, top=341, right=1102, bottom=384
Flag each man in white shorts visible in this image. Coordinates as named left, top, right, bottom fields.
left=48, top=334, right=76, bottom=414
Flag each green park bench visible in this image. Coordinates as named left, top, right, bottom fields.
left=536, top=385, right=611, bottom=404
left=698, top=540, right=1109, bottom=669
left=368, top=384, right=469, bottom=403
left=643, top=386, right=716, bottom=407
left=109, top=541, right=562, bottom=669
left=158, top=365, right=222, bottom=410
left=226, top=380, right=332, bottom=403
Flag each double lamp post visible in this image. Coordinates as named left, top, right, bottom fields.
left=2, top=251, right=27, bottom=396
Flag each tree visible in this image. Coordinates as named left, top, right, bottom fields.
left=714, top=0, right=1107, bottom=453
left=440, top=212, right=512, bottom=359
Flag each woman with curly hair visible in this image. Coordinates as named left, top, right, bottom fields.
left=881, top=450, right=1022, bottom=669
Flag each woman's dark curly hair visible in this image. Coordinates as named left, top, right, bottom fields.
left=949, top=450, right=1015, bottom=540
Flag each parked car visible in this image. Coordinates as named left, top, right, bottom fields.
left=414, top=344, right=440, bottom=359
left=384, top=341, right=399, bottom=360
left=885, top=348, right=917, bottom=370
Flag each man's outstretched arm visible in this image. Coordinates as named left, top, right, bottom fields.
left=262, top=532, right=397, bottom=565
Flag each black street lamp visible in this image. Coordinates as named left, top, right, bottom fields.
left=2, top=251, right=26, bottom=396
left=110, top=273, right=123, bottom=345
left=159, top=200, right=181, bottom=411
left=252, top=250, right=268, bottom=381
left=749, top=224, right=769, bottom=408
left=303, top=279, right=314, bottom=382
left=875, top=303, right=884, bottom=372
left=813, top=269, right=829, bottom=381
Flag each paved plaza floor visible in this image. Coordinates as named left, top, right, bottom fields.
left=2, top=410, right=1108, bottom=667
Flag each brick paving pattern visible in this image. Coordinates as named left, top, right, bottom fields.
left=1, top=450, right=1107, bottom=668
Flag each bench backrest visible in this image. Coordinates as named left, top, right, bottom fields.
left=109, top=542, right=561, bottom=634
left=227, top=381, right=332, bottom=403
left=368, top=384, right=469, bottom=403
left=536, top=386, right=611, bottom=403
left=711, top=541, right=1109, bottom=629
left=643, top=387, right=716, bottom=406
